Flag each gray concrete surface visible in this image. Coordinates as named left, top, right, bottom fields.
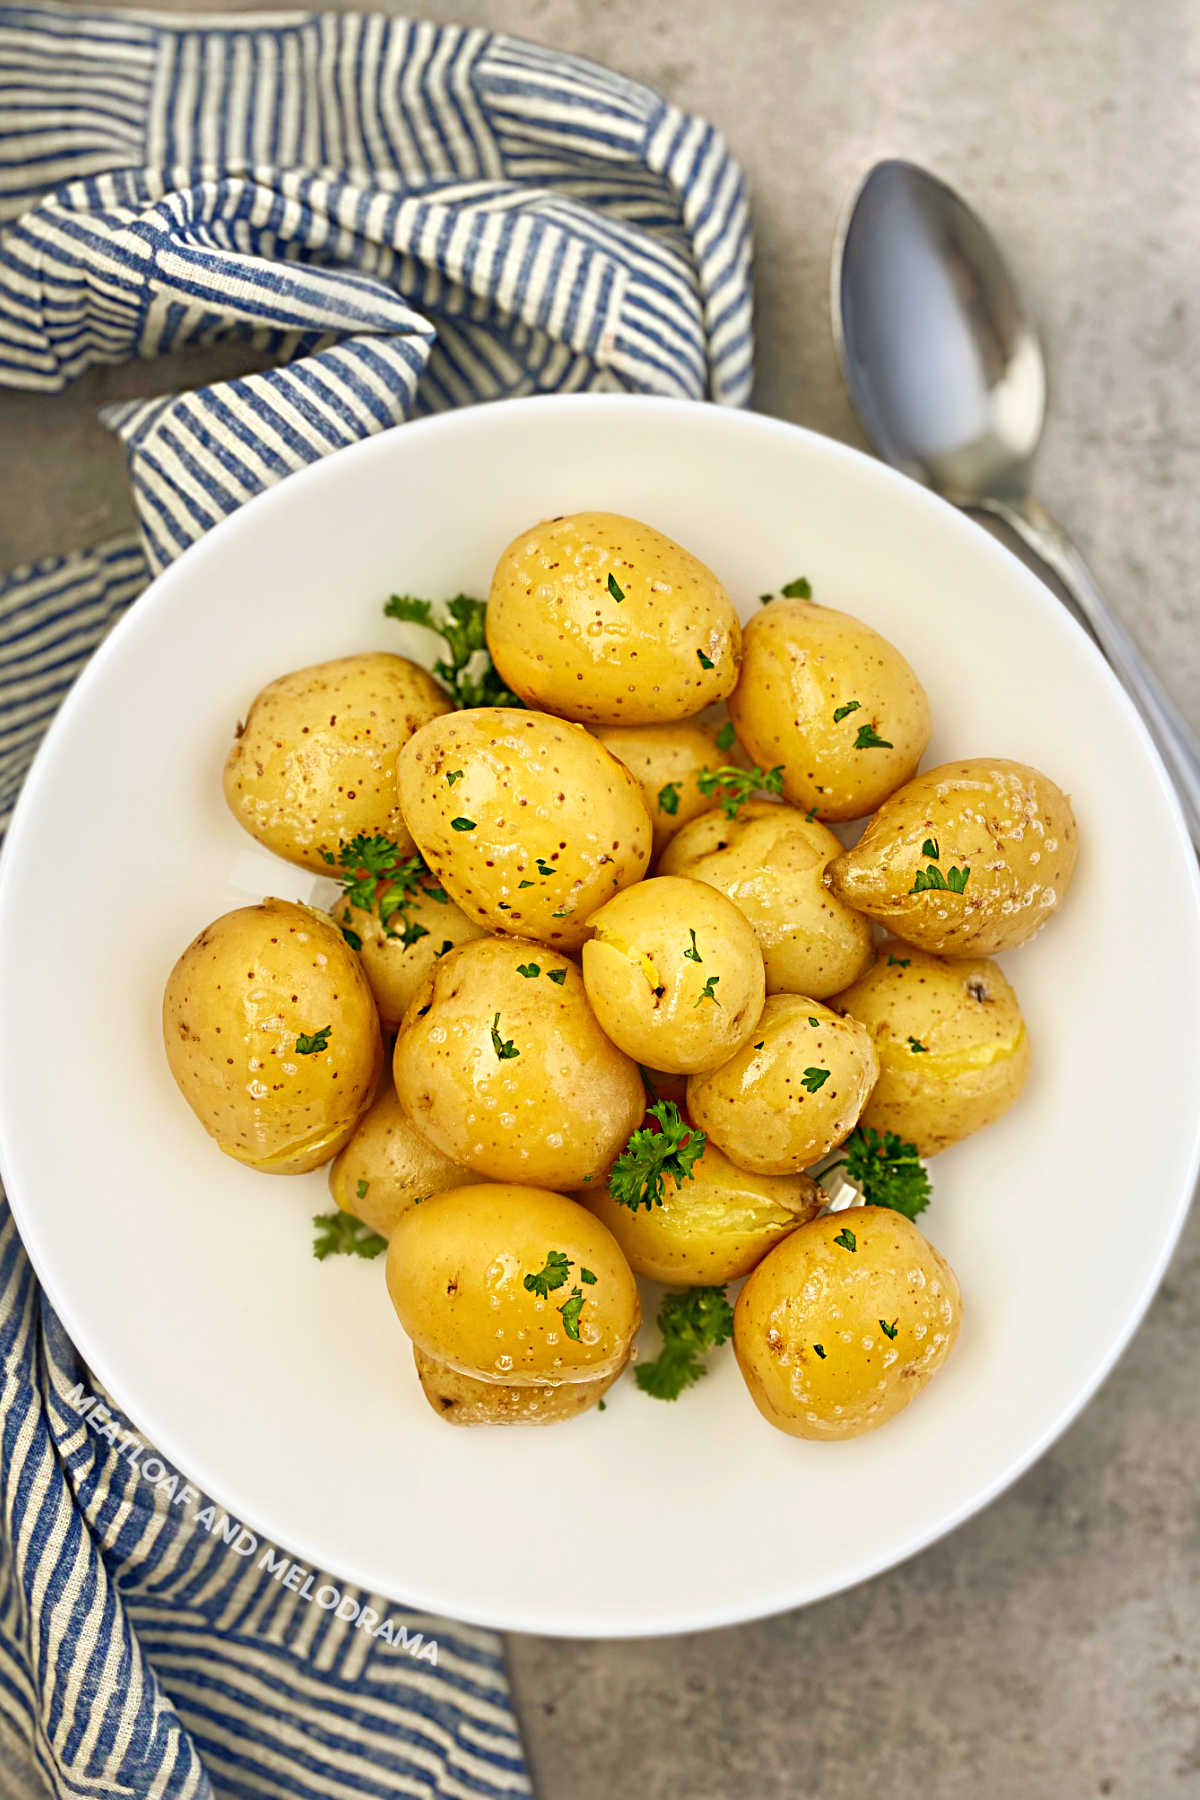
left=5, top=1, right=1199, bottom=1796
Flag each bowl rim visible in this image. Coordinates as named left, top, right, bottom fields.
left=2, top=392, right=1198, bottom=1637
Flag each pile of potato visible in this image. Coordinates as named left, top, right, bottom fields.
left=163, top=512, right=1078, bottom=1440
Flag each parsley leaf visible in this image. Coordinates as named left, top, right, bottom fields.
left=880, top=1318, right=899, bottom=1340
left=657, top=782, right=681, bottom=816
left=834, top=1226, right=857, bottom=1252
left=911, top=861, right=970, bottom=894
left=536, top=857, right=556, bottom=876
left=695, top=975, right=721, bottom=1006
left=684, top=929, right=702, bottom=963
left=813, top=1343, right=827, bottom=1359
left=801, top=1066, right=830, bottom=1093
left=887, top=953, right=911, bottom=967
left=326, top=834, right=432, bottom=937
left=339, top=925, right=363, bottom=952
left=517, top=962, right=540, bottom=978
left=559, top=1287, right=586, bottom=1340
left=295, top=1026, right=331, bottom=1055
left=697, top=649, right=715, bottom=670
left=922, top=838, right=940, bottom=860
left=634, top=1286, right=734, bottom=1401
left=833, top=700, right=861, bottom=724
left=547, top=967, right=567, bottom=985
left=312, top=1210, right=386, bottom=1261
left=854, top=723, right=894, bottom=749
left=490, top=1013, right=519, bottom=1060
left=804, top=805, right=819, bottom=821
left=825, top=1126, right=932, bottom=1220
left=609, top=1101, right=705, bottom=1212
left=446, top=769, right=464, bottom=786
left=781, top=576, right=812, bottom=599
left=907, top=1036, right=929, bottom=1054
left=607, top=572, right=624, bottom=602
left=356, top=1179, right=369, bottom=1200
left=697, top=763, right=784, bottom=820
left=384, top=592, right=522, bottom=708
left=450, top=817, right=476, bottom=832
left=524, top=1250, right=572, bottom=1298
left=715, top=721, right=736, bottom=753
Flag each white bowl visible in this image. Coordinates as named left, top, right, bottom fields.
left=2, top=396, right=1198, bottom=1638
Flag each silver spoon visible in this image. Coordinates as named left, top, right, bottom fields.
left=832, top=157, right=1200, bottom=850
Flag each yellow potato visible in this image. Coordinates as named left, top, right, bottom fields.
left=727, top=598, right=930, bottom=819
left=686, top=995, right=878, bottom=1176
left=579, top=1140, right=822, bottom=1285
left=392, top=936, right=643, bottom=1187
left=223, top=653, right=451, bottom=874
left=658, top=801, right=873, bottom=997
left=827, top=758, right=1079, bottom=955
left=592, top=720, right=725, bottom=855
left=734, top=1208, right=962, bottom=1439
left=386, top=1183, right=640, bottom=1384
left=332, top=880, right=487, bottom=1029
left=582, top=876, right=765, bottom=1073
left=162, top=899, right=381, bottom=1174
left=833, top=941, right=1031, bottom=1155
left=397, top=707, right=651, bottom=951
left=413, top=1346, right=619, bottom=1426
left=486, top=512, right=742, bottom=725
left=327, top=1086, right=475, bottom=1236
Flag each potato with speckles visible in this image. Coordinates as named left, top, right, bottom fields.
left=658, top=801, right=873, bottom=997
left=592, top=720, right=725, bottom=856
left=582, top=876, right=764, bottom=1073
left=397, top=708, right=651, bottom=951
left=687, top=995, right=878, bottom=1176
left=387, top=1183, right=640, bottom=1384
left=223, top=654, right=451, bottom=873
left=412, top=1345, right=619, bottom=1426
left=827, top=758, right=1078, bottom=955
left=486, top=513, right=742, bottom=725
left=734, top=1208, right=963, bottom=1439
left=392, top=936, right=643, bottom=1187
left=579, top=1140, right=823, bottom=1285
left=163, top=898, right=381, bottom=1174
left=832, top=941, right=1031, bottom=1155
left=332, top=879, right=486, bottom=1029
left=328, top=1086, right=475, bottom=1237
left=728, top=599, right=930, bottom=819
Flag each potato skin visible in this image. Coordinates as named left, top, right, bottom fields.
left=658, top=801, right=873, bottom=997
left=592, top=720, right=724, bottom=856
left=734, top=1208, right=962, bottom=1440
left=686, top=995, right=878, bottom=1176
left=397, top=708, right=651, bottom=951
left=728, top=599, right=930, bottom=820
left=827, top=758, right=1079, bottom=955
left=582, top=876, right=765, bottom=1074
left=162, top=899, right=381, bottom=1174
left=833, top=941, right=1031, bottom=1155
left=392, top=936, right=643, bottom=1187
left=332, top=882, right=487, bottom=1029
left=327, top=1085, right=475, bottom=1236
left=413, top=1346, right=619, bottom=1426
left=579, top=1140, right=823, bottom=1285
left=386, top=1183, right=640, bottom=1384
left=486, top=513, right=742, bottom=725
left=223, top=653, right=451, bottom=873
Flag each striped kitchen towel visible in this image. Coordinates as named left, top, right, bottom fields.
left=0, top=6, right=753, bottom=1797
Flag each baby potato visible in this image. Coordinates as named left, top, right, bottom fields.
left=592, top=720, right=725, bottom=856
left=163, top=898, right=381, bottom=1174
left=387, top=1183, right=640, bottom=1384
left=332, top=881, right=486, bottom=1029
left=827, top=758, right=1079, bottom=955
left=327, top=1086, right=475, bottom=1237
left=413, top=1346, right=619, bottom=1427
left=582, top=877, right=765, bottom=1074
left=580, top=1140, right=823, bottom=1285
left=486, top=513, right=742, bottom=725
left=687, top=995, right=878, bottom=1176
left=224, top=653, right=450, bottom=873
left=658, top=801, right=873, bottom=997
left=734, top=1208, right=962, bottom=1440
left=727, top=598, right=930, bottom=819
left=397, top=708, right=651, bottom=951
left=833, top=941, right=1031, bottom=1155
left=392, top=936, right=643, bottom=1187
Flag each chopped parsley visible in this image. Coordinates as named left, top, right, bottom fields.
left=339, top=925, right=363, bottom=951
left=684, top=929, right=702, bottom=963
left=519, top=879, right=534, bottom=889
left=490, top=1013, right=519, bottom=1060
left=813, top=1343, right=827, bottom=1359
left=911, top=862, right=971, bottom=894
left=695, top=975, right=721, bottom=1006
left=880, top=1318, right=899, bottom=1340
left=383, top=591, right=522, bottom=707
left=833, top=1226, right=857, bottom=1252
left=446, top=769, right=464, bottom=786
left=801, top=1066, right=829, bottom=1093
left=715, top=721, right=736, bottom=753
left=607, top=572, right=624, bottom=603
left=516, top=963, right=540, bottom=979
left=523, top=1249, right=572, bottom=1298
left=697, top=649, right=715, bottom=669
left=536, top=858, right=556, bottom=876
left=697, top=763, right=784, bottom=820
left=887, top=953, right=911, bottom=967
left=609, top=1101, right=705, bottom=1212
left=450, top=817, right=476, bottom=832
left=547, top=967, right=567, bottom=985
left=907, top=1035, right=929, bottom=1054
left=356, top=1179, right=369, bottom=1200
left=833, top=700, right=861, bottom=724
left=634, top=1286, right=734, bottom=1401
left=804, top=805, right=819, bottom=821
left=657, top=782, right=681, bottom=816
left=435, top=939, right=454, bottom=956
left=781, top=575, right=812, bottom=599
left=312, top=1210, right=386, bottom=1261
left=854, top=723, right=894, bottom=749
left=922, top=838, right=940, bottom=860
left=295, top=1026, right=331, bottom=1056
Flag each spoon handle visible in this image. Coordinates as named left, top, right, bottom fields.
left=990, top=494, right=1200, bottom=854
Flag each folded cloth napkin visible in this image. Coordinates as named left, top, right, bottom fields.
left=0, top=6, right=753, bottom=1795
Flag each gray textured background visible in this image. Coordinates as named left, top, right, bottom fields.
left=5, top=3, right=1199, bottom=1797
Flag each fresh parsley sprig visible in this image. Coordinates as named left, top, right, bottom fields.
left=697, top=763, right=784, bottom=821
left=312, top=1211, right=387, bottom=1260
left=609, top=1101, right=705, bottom=1212
left=323, top=833, right=445, bottom=947
left=823, top=1126, right=932, bottom=1220
left=384, top=591, right=522, bottom=708
left=634, top=1286, right=734, bottom=1401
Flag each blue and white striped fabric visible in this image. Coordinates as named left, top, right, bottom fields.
left=0, top=6, right=753, bottom=1796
